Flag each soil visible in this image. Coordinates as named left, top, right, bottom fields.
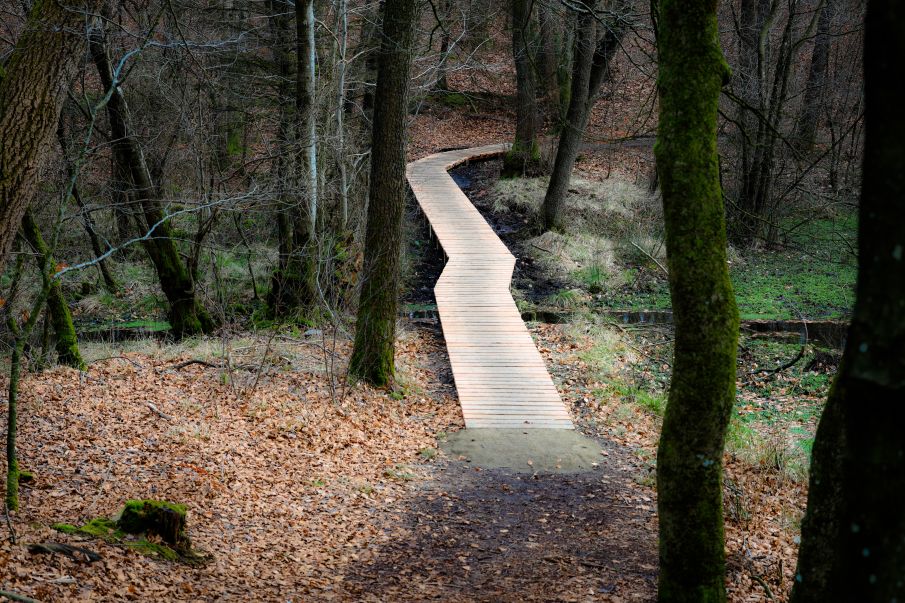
left=388, top=155, right=660, bottom=602
left=343, top=454, right=658, bottom=602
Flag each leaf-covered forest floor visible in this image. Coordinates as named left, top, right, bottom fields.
left=1, top=43, right=843, bottom=602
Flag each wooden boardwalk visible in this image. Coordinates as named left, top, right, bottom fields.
left=407, top=145, right=573, bottom=429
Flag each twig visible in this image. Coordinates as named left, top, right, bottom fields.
left=27, top=542, right=101, bottom=563
left=0, top=589, right=41, bottom=603
left=145, top=402, right=173, bottom=421
left=747, top=346, right=806, bottom=377
left=630, top=241, right=668, bottom=275
left=751, top=573, right=776, bottom=600
left=531, top=243, right=554, bottom=254
left=166, top=359, right=220, bottom=371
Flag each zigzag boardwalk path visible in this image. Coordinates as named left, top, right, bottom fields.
left=407, top=144, right=574, bottom=429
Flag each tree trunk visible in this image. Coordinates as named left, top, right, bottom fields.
left=503, top=0, right=542, bottom=176
left=535, top=3, right=561, bottom=118
left=434, top=0, right=453, bottom=92
left=20, top=209, right=85, bottom=370
left=541, top=4, right=624, bottom=231
left=654, top=0, right=739, bottom=600
left=542, top=9, right=595, bottom=230
left=297, top=0, right=318, bottom=235
left=349, top=0, right=416, bottom=386
left=795, top=0, right=833, bottom=154
left=265, top=0, right=319, bottom=318
left=89, top=28, right=215, bottom=339
left=791, top=1, right=905, bottom=599
left=0, top=0, right=101, bottom=275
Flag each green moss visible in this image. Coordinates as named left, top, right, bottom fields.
left=502, top=139, right=543, bottom=177
left=80, top=517, right=121, bottom=540
left=52, top=503, right=201, bottom=564
left=118, top=499, right=188, bottom=550
left=18, top=470, right=34, bottom=484
left=51, top=517, right=122, bottom=541
left=52, top=523, right=79, bottom=534
left=125, top=539, right=179, bottom=561
left=434, top=91, right=470, bottom=108
left=6, top=459, right=19, bottom=512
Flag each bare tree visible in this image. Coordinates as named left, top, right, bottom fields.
left=541, top=0, right=626, bottom=231
left=349, top=0, right=417, bottom=386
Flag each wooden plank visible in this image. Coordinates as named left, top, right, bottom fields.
left=408, top=144, right=573, bottom=430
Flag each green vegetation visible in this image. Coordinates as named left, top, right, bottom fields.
left=574, top=315, right=832, bottom=484
left=491, top=175, right=856, bottom=321
left=51, top=499, right=195, bottom=563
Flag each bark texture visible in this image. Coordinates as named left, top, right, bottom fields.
left=541, top=3, right=624, bottom=231
left=654, top=0, right=738, bottom=600
left=348, top=0, right=416, bottom=386
left=503, top=0, right=542, bottom=176
left=791, top=1, right=905, bottom=600
left=89, top=28, right=214, bottom=338
left=0, top=0, right=101, bottom=275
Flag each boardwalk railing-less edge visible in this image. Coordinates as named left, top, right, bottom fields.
left=407, top=144, right=574, bottom=429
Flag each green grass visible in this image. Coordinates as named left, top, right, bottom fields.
left=574, top=264, right=608, bottom=292
left=83, top=319, right=171, bottom=333
left=599, top=215, right=857, bottom=320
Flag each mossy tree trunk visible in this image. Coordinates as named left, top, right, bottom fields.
left=503, top=0, right=542, bottom=177
left=791, top=2, right=905, bottom=599
left=541, top=2, right=625, bottom=231
left=348, top=0, right=416, bottom=386
left=5, top=248, right=53, bottom=511
left=89, top=28, right=214, bottom=339
left=654, top=0, right=739, bottom=600
left=0, top=0, right=101, bottom=275
left=20, top=209, right=85, bottom=370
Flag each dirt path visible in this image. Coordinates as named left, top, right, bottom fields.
left=341, top=449, right=658, bottom=602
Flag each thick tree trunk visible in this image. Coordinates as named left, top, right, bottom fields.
left=791, top=2, right=905, bottom=600
left=503, top=0, right=542, bottom=176
left=541, top=4, right=624, bottom=231
left=654, top=0, right=739, bottom=600
left=0, top=0, right=101, bottom=275
left=349, top=0, right=416, bottom=386
left=795, top=0, right=833, bottom=154
left=20, top=209, right=85, bottom=370
left=89, top=29, right=214, bottom=339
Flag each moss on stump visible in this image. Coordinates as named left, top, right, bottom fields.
left=51, top=499, right=203, bottom=564
left=117, top=499, right=189, bottom=551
